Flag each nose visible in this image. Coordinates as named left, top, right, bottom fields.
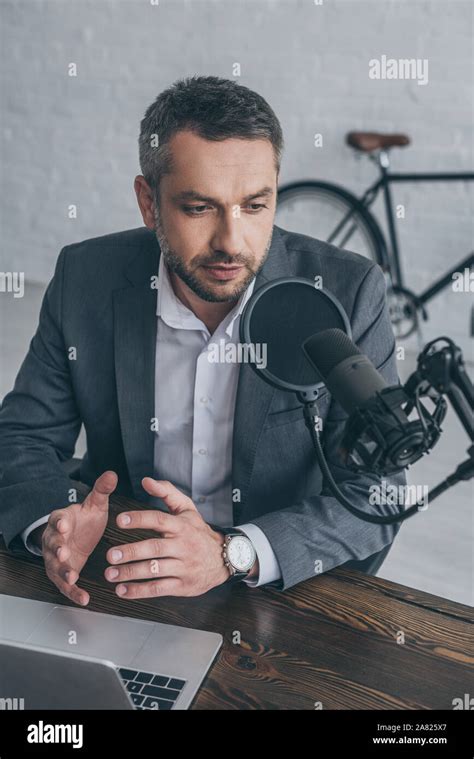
left=209, top=210, right=246, bottom=261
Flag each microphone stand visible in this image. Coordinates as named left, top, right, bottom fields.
left=298, top=337, right=474, bottom=525
left=405, top=337, right=473, bottom=503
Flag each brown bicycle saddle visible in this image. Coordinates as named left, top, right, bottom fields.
left=346, top=131, right=411, bottom=152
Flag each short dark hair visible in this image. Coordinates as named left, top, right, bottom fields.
left=138, top=75, right=284, bottom=200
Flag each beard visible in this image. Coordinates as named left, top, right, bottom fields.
left=154, top=206, right=273, bottom=303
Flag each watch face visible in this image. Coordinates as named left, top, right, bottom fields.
left=228, top=536, right=255, bottom=572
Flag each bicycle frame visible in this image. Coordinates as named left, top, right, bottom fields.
left=358, top=150, right=474, bottom=301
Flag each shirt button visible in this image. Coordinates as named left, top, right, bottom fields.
left=198, top=496, right=206, bottom=504
left=198, top=448, right=207, bottom=455
left=200, top=397, right=208, bottom=404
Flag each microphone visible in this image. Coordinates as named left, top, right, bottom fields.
left=241, top=279, right=472, bottom=523
left=302, top=328, right=444, bottom=476
left=302, top=327, right=388, bottom=416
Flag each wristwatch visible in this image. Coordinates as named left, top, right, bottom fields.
left=219, top=527, right=257, bottom=583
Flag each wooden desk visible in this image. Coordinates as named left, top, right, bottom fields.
left=1, top=486, right=472, bottom=710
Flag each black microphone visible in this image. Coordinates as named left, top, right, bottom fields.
left=241, top=280, right=469, bottom=523
left=302, top=328, right=443, bottom=476
left=302, top=327, right=388, bottom=416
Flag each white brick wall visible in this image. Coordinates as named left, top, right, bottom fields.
left=1, top=0, right=472, bottom=351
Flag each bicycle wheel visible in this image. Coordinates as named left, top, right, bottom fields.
left=276, top=181, right=387, bottom=268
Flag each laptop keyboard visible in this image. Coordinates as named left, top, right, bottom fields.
left=118, top=667, right=186, bottom=710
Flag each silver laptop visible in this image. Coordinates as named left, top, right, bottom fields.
left=0, top=593, right=222, bottom=710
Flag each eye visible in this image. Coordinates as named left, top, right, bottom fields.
left=183, top=202, right=268, bottom=216
left=245, top=203, right=267, bottom=213
left=183, top=205, right=210, bottom=215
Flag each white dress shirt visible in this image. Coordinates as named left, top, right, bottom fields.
left=22, top=255, right=282, bottom=587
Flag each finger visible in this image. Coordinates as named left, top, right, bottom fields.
left=141, top=478, right=197, bottom=515
left=106, top=537, right=184, bottom=566
left=43, top=550, right=75, bottom=585
left=50, top=510, right=71, bottom=535
left=59, top=580, right=89, bottom=606
left=63, top=568, right=79, bottom=585
left=43, top=534, right=77, bottom=580
left=116, top=508, right=180, bottom=535
left=104, top=558, right=183, bottom=584
left=43, top=532, right=70, bottom=563
left=55, top=544, right=71, bottom=563
left=54, top=556, right=79, bottom=586
left=83, top=470, right=118, bottom=513
left=115, top=578, right=184, bottom=600
left=47, top=570, right=89, bottom=606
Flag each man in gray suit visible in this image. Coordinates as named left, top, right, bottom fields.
left=0, top=76, right=405, bottom=606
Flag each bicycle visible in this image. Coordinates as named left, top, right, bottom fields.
left=276, top=131, right=474, bottom=339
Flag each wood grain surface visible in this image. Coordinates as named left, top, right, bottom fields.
left=1, top=483, right=472, bottom=710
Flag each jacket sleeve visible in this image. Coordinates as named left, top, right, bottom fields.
left=248, top=263, right=407, bottom=591
left=0, top=247, right=82, bottom=550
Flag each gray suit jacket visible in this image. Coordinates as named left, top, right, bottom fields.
left=0, top=225, right=405, bottom=590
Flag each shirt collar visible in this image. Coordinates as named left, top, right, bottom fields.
left=156, top=253, right=256, bottom=338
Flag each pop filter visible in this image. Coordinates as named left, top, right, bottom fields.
left=239, top=277, right=351, bottom=396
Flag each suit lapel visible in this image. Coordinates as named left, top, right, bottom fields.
left=114, top=232, right=160, bottom=500
left=232, top=226, right=291, bottom=520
